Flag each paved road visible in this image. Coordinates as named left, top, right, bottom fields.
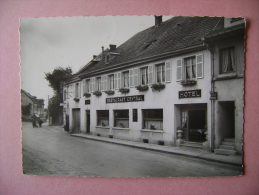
left=22, top=122, right=242, bottom=177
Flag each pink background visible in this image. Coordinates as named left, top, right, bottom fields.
left=0, top=0, right=258, bottom=194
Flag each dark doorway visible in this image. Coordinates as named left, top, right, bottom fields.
left=72, top=109, right=80, bottom=133
left=218, top=101, right=235, bottom=138
left=188, top=110, right=206, bottom=142
left=86, top=110, right=90, bottom=134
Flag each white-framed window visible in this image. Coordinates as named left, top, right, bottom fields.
left=96, top=77, right=101, bottom=91
left=123, top=71, right=129, bottom=87
left=108, top=74, right=114, bottom=90
left=156, top=63, right=165, bottom=83
left=141, top=67, right=148, bottom=85
left=177, top=54, right=203, bottom=81
left=219, top=47, right=235, bottom=74
left=143, top=109, right=163, bottom=130
left=114, top=110, right=129, bottom=128
left=185, top=56, right=196, bottom=79
left=97, top=110, right=109, bottom=126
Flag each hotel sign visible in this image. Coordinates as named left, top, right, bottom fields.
left=179, top=89, right=201, bottom=99
left=106, top=95, right=144, bottom=104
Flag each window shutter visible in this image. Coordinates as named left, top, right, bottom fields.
left=117, top=72, right=121, bottom=89
left=165, top=61, right=171, bottom=83
left=148, top=65, right=153, bottom=84
left=92, top=78, right=95, bottom=92
left=129, top=69, right=134, bottom=87
left=82, top=79, right=86, bottom=93
left=114, top=73, right=118, bottom=89
left=101, top=76, right=104, bottom=91
left=104, top=75, right=107, bottom=91
left=196, top=54, right=203, bottom=79
left=74, top=83, right=77, bottom=97
left=176, top=59, right=182, bottom=81
left=133, top=68, right=139, bottom=86
left=78, top=82, right=81, bottom=97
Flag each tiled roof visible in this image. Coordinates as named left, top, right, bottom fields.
left=77, top=16, right=223, bottom=76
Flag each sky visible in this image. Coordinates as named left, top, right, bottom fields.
left=20, top=15, right=172, bottom=106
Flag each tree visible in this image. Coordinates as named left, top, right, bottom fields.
left=45, top=67, right=73, bottom=95
left=22, top=103, right=32, bottom=116
left=45, top=67, right=72, bottom=125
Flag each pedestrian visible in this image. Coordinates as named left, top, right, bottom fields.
left=32, top=115, right=38, bottom=128
left=38, top=119, right=43, bottom=128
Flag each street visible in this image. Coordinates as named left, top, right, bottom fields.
left=22, top=122, right=242, bottom=177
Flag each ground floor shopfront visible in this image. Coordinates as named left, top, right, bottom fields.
left=64, top=95, right=242, bottom=154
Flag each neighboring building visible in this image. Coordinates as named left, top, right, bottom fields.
left=63, top=16, right=245, bottom=155
left=21, top=89, right=45, bottom=119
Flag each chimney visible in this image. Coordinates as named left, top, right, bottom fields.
left=154, top=15, right=163, bottom=26
left=109, top=44, right=116, bottom=52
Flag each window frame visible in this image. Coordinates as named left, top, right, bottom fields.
left=123, top=71, right=130, bottom=88
left=97, top=110, right=109, bottom=127
left=219, top=46, right=236, bottom=74
left=142, top=109, right=163, bottom=130
left=140, top=67, right=149, bottom=85
left=114, top=110, right=129, bottom=128
left=108, top=74, right=115, bottom=90
left=96, top=77, right=101, bottom=91
left=156, top=63, right=166, bottom=83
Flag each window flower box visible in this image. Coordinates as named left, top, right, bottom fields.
left=179, top=79, right=197, bottom=86
left=93, top=91, right=102, bottom=97
left=119, top=87, right=130, bottom=94
left=136, top=85, right=149, bottom=91
left=73, top=97, right=80, bottom=102
left=105, top=90, right=115, bottom=95
left=151, top=83, right=165, bottom=91
left=83, top=92, right=91, bottom=97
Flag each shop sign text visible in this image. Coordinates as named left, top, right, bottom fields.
left=106, top=95, right=144, bottom=104
left=179, top=89, right=201, bottom=99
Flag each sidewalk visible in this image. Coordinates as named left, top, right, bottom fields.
left=71, top=133, right=243, bottom=167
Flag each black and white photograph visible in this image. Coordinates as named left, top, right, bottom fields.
left=20, top=15, right=245, bottom=177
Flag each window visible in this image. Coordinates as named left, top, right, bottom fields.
left=220, top=47, right=235, bottom=74
left=114, top=110, right=129, bottom=128
left=143, top=109, right=163, bottom=130
left=141, top=67, right=148, bottom=85
left=156, top=63, right=165, bottom=83
left=97, top=110, right=109, bottom=126
left=96, top=77, right=101, bottom=91
left=176, top=55, right=203, bottom=81
left=123, top=71, right=129, bottom=87
left=184, top=56, right=196, bottom=79
left=109, top=75, right=114, bottom=90
left=86, top=79, right=91, bottom=92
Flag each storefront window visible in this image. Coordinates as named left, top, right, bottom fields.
left=97, top=110, right=109, bottom=126
left=114, top=110, right=129, bottom=128
left=143, top=109, right=163, bottom=130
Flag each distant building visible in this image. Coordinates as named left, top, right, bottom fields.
left=63, top=16, right=245, bottom=155
left=21, top=89, right=45, bottom=119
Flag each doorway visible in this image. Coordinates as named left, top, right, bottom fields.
left=188, top=110, right=206, bottom=142
left=72, top=109, right=80, bottom=133
left=86, top=110, right=90, bottom=134
left=218, top=101, right=235, bottom=138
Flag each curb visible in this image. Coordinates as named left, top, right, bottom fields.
left=71, top=134, right=242, bottom=168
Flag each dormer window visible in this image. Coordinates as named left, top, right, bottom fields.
left=105, top=53, right=110, bottom=64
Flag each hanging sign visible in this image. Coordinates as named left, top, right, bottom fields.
left=210, top=91, right=218, bottom=100
left=106, top=95, right=144, bottom=104
left=179, top=89, right=201, bottom=99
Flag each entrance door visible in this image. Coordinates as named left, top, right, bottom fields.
left=218, top=101, right=235, bottom=138
left=86, top=110, right=90, bottom=134
left=72, top=109, right=80, bottom=133
left=188, top=110, right=206, bottom=142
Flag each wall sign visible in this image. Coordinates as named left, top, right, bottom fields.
left=133, top=109, right=138, bottom=122
left=85, top=100, right=90, bottom=105
left=179, top=89, right=201, bottom=98
left=210, top=91, right=218, bottom=100
left=106, top=95, right=144, bottom=104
